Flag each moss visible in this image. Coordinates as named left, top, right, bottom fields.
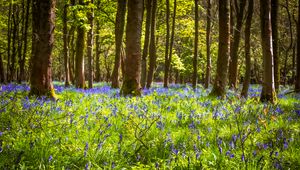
left=121, top=78, right=141, bottom=97
left=29, top=86, right=57, bottom=100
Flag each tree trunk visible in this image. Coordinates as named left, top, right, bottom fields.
left=7, top=2, right=12, bottom=82
left=295, top=0, right=300, bottom=92
left=193, top=0, right=199, bottom=89
left=75, top=0, right=86, bottom=88
left=163, top=0, right=170, bottom=88
left=0, top=53, right=4, bottom=83
left=95, top=22, right=101, bottom=82
left=87, top=0, right=94, bottom=88
left=210, top=0, right=230, bottom=97
left=241, top=0, right=253, bottom=98
left=63, top=1, right=70, bottom=87
left=30, top=0, right=56, bottom=98
left=272, top=0, right=279, bottom=91
left=228, top=0, right=246, bottom=89
left=121, top=0, right=143, bottom=96
left=260, top=0, right=276, bottom=102
left=205, top=0, right=211, bottom=89
left=146, top=0, right=157, bottom=89
left=112, top=0, right=127, bottom=88
left=141, top=0, right=152, bottom=88
left=11, top=4, right=19, bottom=82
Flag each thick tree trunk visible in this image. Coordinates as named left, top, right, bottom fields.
left=87, top=0, right=94, bottom=88
left=193, top=0, right=199, bottom=89
left=205, top=0, right=211, bottom=89
left=241, top=0, right=253, bottom=98
left=95, top=22, right=101, bottom=82
left=112, top=0, right=127, bottom=88
left=121, top=0, right=143, bottom=96
left=272, top=0, right=279, bottom=91
left=228, top=0, right=246, bottom=89
left=296, top=0, right=300, bottom=92
left=141, top=0, right=152, bottom=88
left=260, top=0, right=276, bottom=102
left=163, top=0, right=170, bottom=88
left=75, top=0, right=86, bottom=88
left=30, top=0, right=56, bottom=98
left=146, top=0, right=157, bottom=89
left=210, top=0, right=230, bottom=97
left=63, top=1, right=70, bottom=87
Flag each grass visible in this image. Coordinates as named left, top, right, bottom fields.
left=0, top=82, right=299, bottom=169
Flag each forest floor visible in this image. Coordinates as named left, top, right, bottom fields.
left=0, top=82, right=299, bottom=169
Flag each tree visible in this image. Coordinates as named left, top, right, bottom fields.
left=193, top=0, right=199, bottom=89
left=205, top=0, right=211, bottom=89
left=87, top=0, right=94, bottom=88
left=111, top=0, right=127, bottom=88
left=63, top=0, right=70, bottom=87
left=121, top=0, right=143, bottom=96
left=296, top=0, right=300, bottom=92
left=210, top=0, right=230, bottom=97
left=146, top=0, right=157, bottom=89
left=272, top=0, right=279, bottom=91
left=30, top=0, right=56, bottom=97
left=228, top=0, right=246, bottom=89
left=75, top=0, right=86, bottom=88
left=241, top=0, right=253, bottom=98
left=260, top=0, right=276, bottom=102
left=163, top=0, right=170, bottom=88
left=141, top=0, right=152, bottom=89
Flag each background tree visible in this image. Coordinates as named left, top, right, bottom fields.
left=111, top=0, right=127, bottom=88
left=296, top=0, right=300, bottom=92
left=163, top=0, right=170, bottom=88
left=63, top=0, right=70, bottom=87
left=210, top=0, right=230, bottom=97
left=30, top=0, right=56, bottom=97
left=260, top=0, right=276, bottom=102
left=272, top=0, right=279, bottom=91
left=205, top=0, right=211, bottom=89
left=121, top=0, right=143, bottom=96
left=87, top=0, right=95, bottom=88
left=192, top=0, right=199, bottom=89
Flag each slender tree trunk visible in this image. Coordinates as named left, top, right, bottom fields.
left=30, top=0, right=56, bottom=98
left=272, top=0, right=279, bottom=91
left=210, top=0, right=230, bottom=97
left=95, top=22, right=101, bottom=82
left=141, top=0, right=152, bottom=88
left=7, top=2, right=12, bottom=82
left=193, top=0, right=199, bottom=89
left=163, top=0, right=170, bottom=88
left=205, top=0, right=211, bottom=88
left=228, top=0, right=246, bottom=89
left=260, top=0, right=276, bottom=102
left=87, top=0, right=94, bottom=88
left=146, top=0, right=157, bottom=88
left=241, top=0, right=253, bottom=98
left=68, top=26, right=75, bottom=84
left=111, top=0, right=127, bottom=88
left=295, top=0, right=300, bottom=92
left=11, top=4, right=19, bottom=82
left=169, top=0, right=176, bottom=84
left=63, top=1, right=70, bottom=87
left=120, top=45, right=126, bottom=79
left=75, top=0, right=86, bottom=88
left=121, top=0, right=143, bottom=96
left=0, top=53, right=4, bottom=83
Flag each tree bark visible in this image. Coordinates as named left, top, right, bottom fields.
left=11, top=4, right=19, bottom=82
left=30, top=0, right=56, bottom=98
left=205, top=0, right=211, bottom=89
left=260, top=0, right=276, bottom=102
left=295, top=0, right=300, bottom=92
left=75, top=0, right=86, bottom=88
left=210, top=0, right=230, bottom=97
left=7, top=2, right=12, bottom=82
left=146, top=0, right=157, bottom=89
left=272, top=0, right=279, bottom=91
left=141, top=0, right=152, bottom=89
left=111, top=0, right=127, bottom=88
left=95, top=22, right=101, bottom=82
left=193, top=0, right=199, bottom=89
left=0, top=53, right=4, bottom=83
left=87, top=0, right=94, bottom=88
left=241, top=0, right=253, bottom=98
left=228, top=0, right=246, bottom=89
left=63, top=1, right=70, bottom=87
left=121, top=0, right=143, bottom=96
left=163, top=0, right=170, bottom=88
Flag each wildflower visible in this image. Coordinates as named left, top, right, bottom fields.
left=234, top=106, right=241, bottom=113
left=48, top=155, right=53, bottom=162
left=85, top=162, right=89, bottom=170
left=84, top=142, right=89, bottom=157
left=111, top=162, right=115, bottom=169
left=0, top=132, right=2, bottom=136
left=253, top=150, right=257, bottom=157
left=241, top=154, right=245, bottom=161
left=155, top=162, right=159, bottom=169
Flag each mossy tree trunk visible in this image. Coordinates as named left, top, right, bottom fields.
left=260, top=0, right=277, bottom=102
left=295, top=0, right=300, bottom=92
left=210, top=0, right=230, bottom=97
left=121, top=0, right=143, bottom=96
left=30, top=0, right=56, bottom=98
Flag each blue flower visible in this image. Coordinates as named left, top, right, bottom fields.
left=48, top=155, right=53, bottom=162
